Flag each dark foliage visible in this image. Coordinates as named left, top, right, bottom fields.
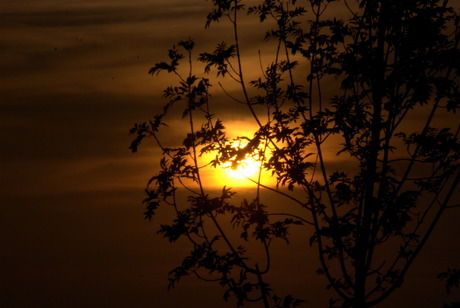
left=131, top=1, right=460, bottom=307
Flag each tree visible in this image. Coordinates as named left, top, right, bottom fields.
left=130, top=0, right=460, bottom=307
left=439, top=268, right=460, bottom=307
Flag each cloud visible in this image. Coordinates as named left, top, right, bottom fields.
left=0, top=0, right=209, bottom=28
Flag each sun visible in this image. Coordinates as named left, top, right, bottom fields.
left=204, top=138, right=275, bottom=188
left=210, top=156, right=264, bottom=187
left=223, top=156, right=261, bottom=180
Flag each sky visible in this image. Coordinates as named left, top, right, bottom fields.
left=1, top=1, right=459, bottom=307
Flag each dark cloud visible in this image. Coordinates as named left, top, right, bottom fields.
left=2, top=188, right=458, bottom=307
left=0, top=92, right=157, bottom=160
left=0, top=2, right=209, bottom=28
left=0, top=189, right=237, bottom=308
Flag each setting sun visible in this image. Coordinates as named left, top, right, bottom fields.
left=201, top=135, right=276, bottom=188
left=223, top=156, right=261, bottom=180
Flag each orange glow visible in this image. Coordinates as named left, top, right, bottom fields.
left=202, top=136, right=276, bottom=188
left=209, top=158, right=269, bottom=188
left=223, top=156, right=261, bottom=180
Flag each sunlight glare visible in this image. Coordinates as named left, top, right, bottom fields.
left=224, top=156, right=261, bottom=180
left=204, top=137, right=275, bottom=188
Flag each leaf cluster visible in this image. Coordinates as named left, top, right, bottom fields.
left=132, top=0, right=460, bottom=307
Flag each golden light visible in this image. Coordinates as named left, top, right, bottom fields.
left=223, top=156, right=261, bottom=180
left=202, top=137, right=276, bottom=188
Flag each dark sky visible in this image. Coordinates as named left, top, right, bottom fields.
left=1, top=1, right=459, bottom=307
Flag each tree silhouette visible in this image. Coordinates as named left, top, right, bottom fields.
left=131, top=0, right=460, bottom=307
left=439, top=268, right=460, bottom=307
